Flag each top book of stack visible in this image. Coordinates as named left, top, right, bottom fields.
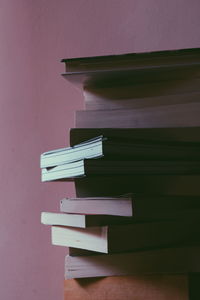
left=61, top=48, right=200, bottom=72
left=61, top=48, right=200, bottom=89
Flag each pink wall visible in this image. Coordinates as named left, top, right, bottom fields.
left=0, top=1, right=200, bottom=299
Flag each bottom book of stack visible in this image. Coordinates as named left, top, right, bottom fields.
left=65, top=246, right=200, bottom=279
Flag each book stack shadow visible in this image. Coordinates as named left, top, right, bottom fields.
left=41, top=49, right=200, bottom=300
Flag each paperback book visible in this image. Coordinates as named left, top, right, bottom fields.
left=65, top=246, right=200, bottom=279
left=51, top=213, right=200, bottom=253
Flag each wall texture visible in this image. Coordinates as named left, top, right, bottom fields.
left=0, top=0, right=199, bottom=299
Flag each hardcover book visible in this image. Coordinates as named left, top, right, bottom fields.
left=76, top=102, right=200, bottom=128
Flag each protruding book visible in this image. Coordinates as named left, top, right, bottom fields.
left=40, top=136, right=104, bottom=168
left=51, top=213, right=200, bottom=253
left=60, top=194, right=200, bottom=219
left=41, top=159, right=200, bottom=181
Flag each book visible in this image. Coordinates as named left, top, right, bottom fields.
left=75, top=175, right=200, bottom=197
left=61, top=48, right=200, bottom=72
left=41, top=130, right=200, bottom=171
left=41, top=212, right=133, bottom=228
left=60, top=195, right=200, bottom=219
left=62, top=65, right=200, bottom=92
left=61, top=49, right=200, bottom=91
left=42, top=206, right=200, bottom=229
left=75, top=102, right=200, bottom=128
left=65, top=246, right=200, bottom=279
left=41, top=160, right=200, bottom=182
left=64, top=275, right=188, bottom=300
left=70, top=128, right=200, bottom=147
left=42, top=129, right=200, bottom=169
left=60, top=195, right=133, bottom=216
left=40, top=136, right=104, bottom=168
left=51, top=214, right=200, bottom=253
left=84, top=86, right=200, bottom=111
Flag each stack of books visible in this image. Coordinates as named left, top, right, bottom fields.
left=41, top=48, right=200, bottom=300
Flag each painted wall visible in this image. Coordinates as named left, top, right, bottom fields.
left=0, top=0, right=199, bottom=299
